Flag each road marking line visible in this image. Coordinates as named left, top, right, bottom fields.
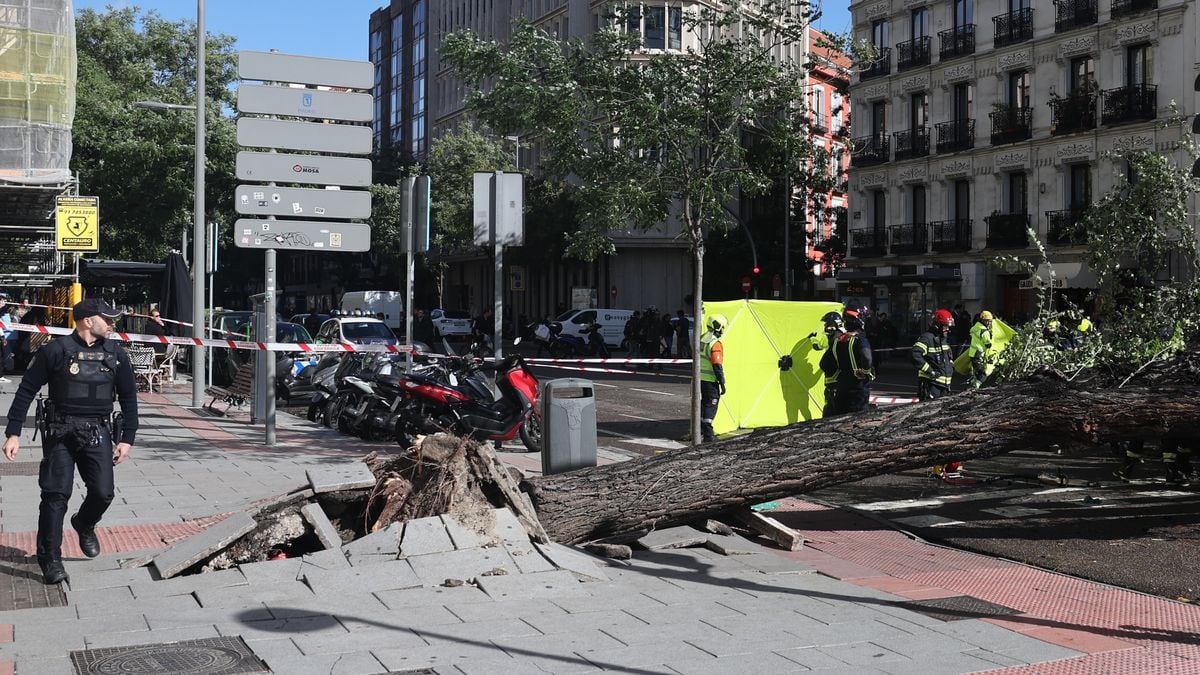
left=854, top=498, right=944, bottom=511
left=618, top=413, right=655, bottom=421
left=631, top=388, right=675, bottom=396
left=892, top=515, right=966, bottom=528
left=601, top=428, right=686, bottom=449
left=590, top=382, right=617, bottom=388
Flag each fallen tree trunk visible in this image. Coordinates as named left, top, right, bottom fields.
left=523, top=369, right=1200, bottom=544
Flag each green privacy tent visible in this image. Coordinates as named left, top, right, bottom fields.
left=702, top=299, right=843, bottom=435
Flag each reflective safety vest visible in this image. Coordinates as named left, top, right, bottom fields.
left=700, top=332, right=723, bottom=383
left=912, top=332, right=953, bottom=387
left=968, top=323, right=996, bottom=376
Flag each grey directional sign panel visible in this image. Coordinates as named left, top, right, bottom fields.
left=235, top=185, right=372, bottom=219
left=236, top=151, right=372, bottom=187
left=238, top=50, right=373, bottom=90
left=234, top=219, right=371, bottom=252
left=237, top=84, right=372, bottom=122
left=237, top=118, right=372, bottom=155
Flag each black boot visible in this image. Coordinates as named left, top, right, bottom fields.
left=38, top=557, right=68, bottom=585
left=1113, top=455, right=1141, bottom=482
left=71, top=513, right=100, bottom=558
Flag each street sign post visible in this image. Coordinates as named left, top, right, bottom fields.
left=236, top=151, right=372, bottom=187
left=472, top=172, right=525, bottom=359
left=235, top=185, right=372, bottom=219
left=55, top=196, right=99, bottom=252
left=236, top=49, right=374, bottom=446
left=232, top=219, right=371, bottom=252
left=236, top=84, right=372, bottom=121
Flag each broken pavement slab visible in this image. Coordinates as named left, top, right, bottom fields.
left=300, top=503, right=343, bottom=550
left=305, top=463, right=377, bottom=494
left=703, top=533, right=761, bottom=556
left=398, top=516, right=456, bottom=557
left=533, top=542, right=609, bottom=582
left=152, top=513, right=258, bottom=579
left=440, top=514, right=485, bottom=549
left=341, top=521, right=401, bottom=563
left=635, top=526, right=709, bottom=550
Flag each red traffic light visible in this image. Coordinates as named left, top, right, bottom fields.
left=752, top=266, right=761, bottom=275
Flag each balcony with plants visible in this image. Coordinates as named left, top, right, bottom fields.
left=1054, top=0, right=1097, bottom=31
left=930, top=219, right=972, bottom=251
left=985, top=212, right=1031, bottom=248
left=893, top=128, right=930, bottom=160
left=989, top=105, right=1032, bottom=145
left=939, top=24, right=975, bottom=60
left=897, top=36, right=931, bottom=71
left=992, top=8, right=1033, bottom=48
left=889, top=223, right=929, bottom=255
left=1100, top=84, right=1156, bottom=126
left=851, top=134, right=890, bottom=167
left=935, top=119, right=975, bottom=154
left=1049, top=86, right=1097, bottom=135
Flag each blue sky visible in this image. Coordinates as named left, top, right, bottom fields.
left=73, top=1, right=853, bottom=61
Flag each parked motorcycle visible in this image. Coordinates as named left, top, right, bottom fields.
left=548, top=322, right=586, bottom=357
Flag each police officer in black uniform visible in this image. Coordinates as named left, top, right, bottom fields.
left=3, top=299, right=138, bottom=585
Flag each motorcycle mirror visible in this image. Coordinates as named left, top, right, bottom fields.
left=514, top=337, right=522, bottom=346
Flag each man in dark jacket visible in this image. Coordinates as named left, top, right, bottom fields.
left=912, top=308, right=955, bottom=401
left=819, top=308, right=874, bottom=415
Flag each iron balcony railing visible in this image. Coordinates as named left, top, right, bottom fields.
left=893, top=128, right=930, bottom=160
left=985, top=213, right=1031, bottom=248
left=939, top=24, right=975, bottom=60
left=936, top=119, right=975, bottom=154
left=850, top=228, right=887, bottom=257
left=851, top=134, right=890, bottom=167
left=861, top=47, right=891, bottom=80
left=1112, top=0, right=1156, bottom=18
left=1047, top=208, right=1088, bottom=246
left=990, top=106, right=1033, bottom=145
left=992, top=8, right=1034, bottom=48
left=1054, top=0, right=1097, bottom=31
left=1049, top=91, right=1097, bottom=135
left=1100, top=84, right=1157, bottom=126
left=811, top=112, right=829, bottom=133
left=889, top=223, right=929, bottom=255
left=897, top=36, right=931, bottom=71
left=930, top=219, right=972, bottom=251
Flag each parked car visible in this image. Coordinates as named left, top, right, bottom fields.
left=553, top=308, right=635, bottom=348
left=288, top=313, right=330, bottom=326
left=214, top=321, right=313, bottom=387
left=313, top=316, right=400, bottom=347
left=431, top=309, right=472, bottom=340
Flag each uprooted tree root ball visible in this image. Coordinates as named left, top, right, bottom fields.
left=364, top=434, right=504, bottom=534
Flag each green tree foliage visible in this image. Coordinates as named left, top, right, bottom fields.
left=421, top=122, right=514, bottom=250
left=442, top=0, right=828, bottom=442
left=73, top=7, right=238, bottom=262
left=992, top=115, right=1200, bottom=382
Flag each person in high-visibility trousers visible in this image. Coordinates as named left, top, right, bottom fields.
left=813, top=311, right=844, bottom=416
left=968, top=310, right=996, bottom=388
left=699, top=314, right=727, bottom=442
left=913, top=309, right=958, bottom=478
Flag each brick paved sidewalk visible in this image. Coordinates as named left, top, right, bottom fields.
left=0, top=378, right=1194, bottom=673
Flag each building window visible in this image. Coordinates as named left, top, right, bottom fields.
left=644, top=6, right=665, bottom=48
left=1069, top=55, right=1094, bottom=92
left=872, top=100, right=887, bottom=136
left=1007, top=172, right=1027, bottom=213
left=1126, top=43, right=1153, bottom=86
left=1068, top=164, right=1090, bottom=208
left=909, top=91, right=927, bottom=129
left=953, top=82, right=973, bottom=121
left=626, top=5, right=641, bottom=35
left=953, top=179, right=970, bottom=220
left=668, top=7, right=682, bottom=49
left=912, top=185, right=927, bottom=223
left=911, top=7, right=928, bottom=38
left=1008, top=70, right=1030, bottom=107
left=873, top=190, right=886, bottom=229
left=954, top=0, right=973, bottom=26
left=871, top=18, right=889, bottom=48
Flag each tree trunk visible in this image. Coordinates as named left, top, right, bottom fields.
left=523, top=373, right=1200, bottom=544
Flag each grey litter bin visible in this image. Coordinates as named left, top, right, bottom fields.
left=540, top=378, right=598, bottom=475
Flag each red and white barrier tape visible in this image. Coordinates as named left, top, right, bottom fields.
left=528, top=362, right=685, bottom=377
left=526, top=357, right=691, bottom=365
left=0, top=320, right=414, bottom=354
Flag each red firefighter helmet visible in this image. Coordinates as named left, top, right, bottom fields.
left=932, top=309, right=955, bottom=329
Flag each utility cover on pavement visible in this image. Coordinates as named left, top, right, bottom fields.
left=70, top=636, right=267, bottom=674
left=895, top=595, right=1022, bottom=622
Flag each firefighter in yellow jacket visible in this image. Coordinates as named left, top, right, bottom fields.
left=699, top=314, right=727, bottom=442
left=968, top=310, right=996, bottom=388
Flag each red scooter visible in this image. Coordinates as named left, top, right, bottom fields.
left=394, top=347, right=542, bottom=452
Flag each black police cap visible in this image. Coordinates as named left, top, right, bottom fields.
left=73, top=298, right=122, bottom=321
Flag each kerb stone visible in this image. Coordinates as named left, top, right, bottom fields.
left=152, top=512, right=258, bottom=579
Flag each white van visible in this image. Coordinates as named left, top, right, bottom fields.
left=340, top=290, right=404, bottom=331
left=554, top=308, right=634, bottom=348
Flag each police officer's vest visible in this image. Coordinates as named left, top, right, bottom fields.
left=700, top=332, right=721, bottom=383
left=48, top=339, right=120, bottom=414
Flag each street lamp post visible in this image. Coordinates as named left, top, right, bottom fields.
left=131, top=1, right=205, bottom=408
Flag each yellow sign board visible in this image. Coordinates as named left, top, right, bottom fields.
left=55, top=196, right=100, bottom=251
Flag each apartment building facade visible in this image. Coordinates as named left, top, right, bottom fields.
left=807, top=28, right=853, bottom=298
left=844, top=0, right=1194, bottom=336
